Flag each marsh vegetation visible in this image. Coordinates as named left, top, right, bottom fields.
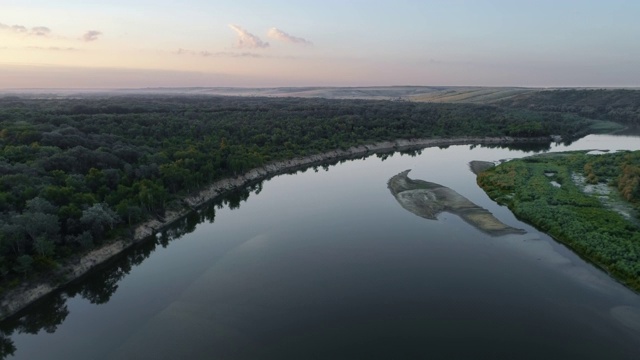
left=477, top=150, right=640, bottom=290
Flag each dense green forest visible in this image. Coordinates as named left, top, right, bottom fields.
left=477, top=151, right=640, bottom=291
left=0, top=94, right=615, bottom=288
left=497, top=89, right=640, bottom=127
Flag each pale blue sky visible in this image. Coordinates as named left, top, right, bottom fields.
left=1, top=0, right=639, bottom=88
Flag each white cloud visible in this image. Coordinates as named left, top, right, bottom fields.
left=267, top=28, right=312, bottom=46
left=82, top=30, right=102, bottom=42
left=0, top=23, right=53, bottom=36
left=228, top=24, right=269, bottom=49
left=1, top=21, right=93, bottom=40
left=31, top=26, right=51, bottom=36
left=174, top=48, right=264, bottom=58
left=11, top=25, right=28, bottom=33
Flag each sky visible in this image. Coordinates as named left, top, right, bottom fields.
left=1, top=0, right=639, bottom=88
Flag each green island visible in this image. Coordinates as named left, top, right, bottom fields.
left=477, top=150, right=640, bottom=291
left=0, top=91, right=632, bottom=319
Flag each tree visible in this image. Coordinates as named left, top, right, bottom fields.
left=0, top=333, right=16, bottom=359
left=136, top=180, right=167, bottom=213
left=13, top=255, right=33, bottom=278
left=33, top=236, right=55, bottom=258
left=66, top=231, right=94, bottom=250
left=80, top=203, right=120, bottom=240
left=115, top=199, right=143, bottom=225
left=17, top=212, right=60, bottom=246
left=25, top=197, right=57, bottom=214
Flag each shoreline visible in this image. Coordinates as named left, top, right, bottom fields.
left=0, top=135, right=552, bottom=321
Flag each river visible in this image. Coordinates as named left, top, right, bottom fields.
left=3, top=134, right=640, bottom=359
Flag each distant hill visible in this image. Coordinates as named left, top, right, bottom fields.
left=3, top=87, right=640, bottom=127
left=0, top=86, right=535, bottom=102
left=132, top=86, right=540, bottom=103
left=491, top=89, right=640, bottom=127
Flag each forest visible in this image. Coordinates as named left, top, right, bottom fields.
left=496, top=89, right=640, bottom=127
left=0, top=94, right=609, bottom=288
left=477, top=150, right=640, bottom=291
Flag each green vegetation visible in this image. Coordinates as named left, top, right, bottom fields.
left=496, top=89, right=640, bottom=128
left=0, top=94, right=600, bottom=286
left=477, top=151, right=640, bottom=291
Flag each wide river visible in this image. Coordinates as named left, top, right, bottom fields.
left=3, top=134, right=640, bottom=359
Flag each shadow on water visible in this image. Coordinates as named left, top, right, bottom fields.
left=0, top=293, right=69, bottom=359
left=475, top=141, right=554, bottom=153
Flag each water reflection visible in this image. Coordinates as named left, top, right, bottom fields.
left=0, top=181, right=261, bottom=359
left=0, top=152, right=356, bottom=359
left=0, top=294, right=68, bottom=359
left=477, top=141, right=554, bottom=153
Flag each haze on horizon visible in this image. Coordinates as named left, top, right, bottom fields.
left=1, top=0, right=639, bottom=89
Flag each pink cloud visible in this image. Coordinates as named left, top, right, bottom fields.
left=267, top=28, right=312, bottom=46
left=228, top=24, right=269, bottom=49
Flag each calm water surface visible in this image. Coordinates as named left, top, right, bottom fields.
left=4, top=134, right=640, bottom=359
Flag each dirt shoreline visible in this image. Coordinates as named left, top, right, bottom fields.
left=0, top=136, right=552, bottom=320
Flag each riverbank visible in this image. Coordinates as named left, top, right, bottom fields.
left=0, top=136, right=553, bottom=320
left=476, top=151, right=640, bottom=292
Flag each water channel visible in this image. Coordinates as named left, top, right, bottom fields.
left=3, top=134, right=640, bottom=359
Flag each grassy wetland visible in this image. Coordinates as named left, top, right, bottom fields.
left=477, top=150, right=640, bottom=291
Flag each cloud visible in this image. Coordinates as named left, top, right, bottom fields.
left=82, top=30, right=102, bottom=42
left=174, top=48, right=264, bottom=58
left=267, top=28, right=312, bottom=46
left=224, top=51, right=263, bottom=58
left=228, top=24, right=269, bottom=49
left=175, top=48, right=213, bottom=57
left=1, top=22, right=101, bottom=43
left=31, top=26, right=51, bottom=36
left=27, top=46, right=80, bottom=52
left=11, top=25, right=28, bottom=33
left=0, top=23, right=53, bottom=36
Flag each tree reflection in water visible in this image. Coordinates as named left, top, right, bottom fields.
left=0, top=294, right=68, bottom=359
left=0, top=181, right=262, bottom=359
